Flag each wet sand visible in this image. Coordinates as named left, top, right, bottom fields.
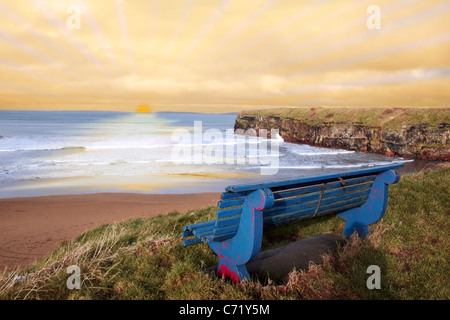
left=0, top=192, right=220, bottom=271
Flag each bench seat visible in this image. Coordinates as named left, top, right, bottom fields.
left=182, top=164, right=403, bottom=282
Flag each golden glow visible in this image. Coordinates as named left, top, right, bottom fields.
left=136, top=105, right=151, bottom=113
left=0, top=0, right=449, bottom=112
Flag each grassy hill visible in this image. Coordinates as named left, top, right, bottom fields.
left=1, top=164, right=449, bottom=300
left=237, top=106, right=450, bottom=128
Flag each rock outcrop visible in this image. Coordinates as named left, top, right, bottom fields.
left=234, top=108, right=450, bottom=161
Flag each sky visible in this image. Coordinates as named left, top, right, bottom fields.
left=0, top=0, right=449, bottom=112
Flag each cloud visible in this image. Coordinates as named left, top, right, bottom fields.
left=0, top=0, right=449, bottom=110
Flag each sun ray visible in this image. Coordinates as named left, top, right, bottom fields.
left=147, top=0, right=160, bottom=58
left=0, top=28, right=88, bottom=82
left=190, top=0, right=280, bottom=66
left=0, top=2, right=102, bottom=82
left=227, top=0, right=422, bottom=78
left=237, top=0, right=373, bottom=67
left=113, top=0, right=135, bottom=75
left=75, top=0, right=122, bottom=77
left=29, top=0, right=112, bottom=79
left=298, top=33, right=450, bottom=76
left=0, top=2, right=83, bottom=69
left=195, top=0, right=374, bottom=79
left=0, top=0, right=448, bottom=110
left=29, top=0, right=111, bottom=78
left=175, top=0, right=231, bottom=65
left=209, top=0, right=332, bottom=66
left=276, top=1, right=450, bottom=77
left=163, top=0, right=196, bottom=63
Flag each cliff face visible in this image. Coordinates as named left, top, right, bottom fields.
left=234, top=108, right=450, bottom=161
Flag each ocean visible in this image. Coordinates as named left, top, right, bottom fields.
left=0, top=110, right=412, bottom=198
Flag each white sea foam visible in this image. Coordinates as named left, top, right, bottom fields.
left=274, top=133, right=284, bottom=142
left=296, top=150, right=355, bottom=156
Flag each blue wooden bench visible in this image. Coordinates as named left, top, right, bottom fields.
left=182, top=164, right=403, bottom=283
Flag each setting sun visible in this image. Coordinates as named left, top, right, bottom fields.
left=136, top=105, right=151, bottom=113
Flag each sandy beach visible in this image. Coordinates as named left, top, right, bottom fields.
left=0, top=192, right=220, bottom=271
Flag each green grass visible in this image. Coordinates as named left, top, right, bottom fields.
left=1, top=165, right=449, bottom=300
left=238, top=107, right=450, bottom=129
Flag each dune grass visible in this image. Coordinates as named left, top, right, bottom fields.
left=0, top=164, right=449, bottom=300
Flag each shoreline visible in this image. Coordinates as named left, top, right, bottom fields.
left=0, top=192, right=220, bottom=271
left=0, top=158, right=442, bottom=200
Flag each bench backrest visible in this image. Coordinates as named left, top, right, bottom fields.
left=212, top=164, right=403, bottom=242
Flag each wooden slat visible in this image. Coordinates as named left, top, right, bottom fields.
left=216, top=206, right=242, bottom=219
left=192, top=224, right=215, bottom=236
left=220, top=190, right=248, bottom=201
left=263, top=196, right=368, bottom=227
left=218, top=197, right=244, bottom=208
left=183, top=220, right=215, bottom=232
left=208, top=234, right=233, bottom=243
left=213, top=224, right=239, bottom=236
left=262, top=191, right=370, bottom=224
left=214, top=186, right=371, bottom=228
left=209, top=197, right=368, bottom=242
left=217, top=175, right=375, bottom=210
left=268, top=183, right=372, bottom=213
left=194, top=228, right=215, bottom=239
left=225, top=164, right=403, bottom=193
left=273, top=176, right=374, bottom=200
left=182, top=220, right=215, bottom=238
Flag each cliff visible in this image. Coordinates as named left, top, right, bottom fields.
left=234, top=107, right=450, bottom=161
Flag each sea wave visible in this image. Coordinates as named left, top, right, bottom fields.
left=296, top=150, right=355, bottom=156
left=41, top=159, right=155, bottom=166
left=236, top=160, right=411, bottom=170
left=0, top=146, right=86, bottom=152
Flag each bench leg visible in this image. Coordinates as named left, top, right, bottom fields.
left=217, top=259, right=249, bottom=283
left=338, top=169, right=400, bottom=238
left=208, top=188, right=274, bottom=283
